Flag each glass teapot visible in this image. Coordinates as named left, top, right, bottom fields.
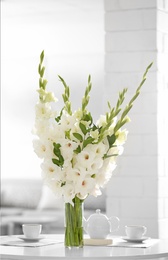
left=83, top=209, right=120, bottom=239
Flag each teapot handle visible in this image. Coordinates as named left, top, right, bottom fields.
left=109, top=216, right=120, bottom=232
left=83, top=216, right=88, bottom=233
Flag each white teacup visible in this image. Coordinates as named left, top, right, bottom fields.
left=22, top=224, right=42, bottom=238
left=125, top=225, right=147, bottom=239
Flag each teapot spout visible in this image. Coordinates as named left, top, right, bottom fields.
left=109, top=216, right=120, bottom=232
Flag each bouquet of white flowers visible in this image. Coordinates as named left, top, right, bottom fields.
left=33, top=51, right=152, bottom=206
left=33, top=51, right=152, bottom=247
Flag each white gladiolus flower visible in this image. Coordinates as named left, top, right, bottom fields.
left=96, top=115, right=106, bottom=127
left=96, top=160, right=116, bottom=187
left=37, top=88, right=58, bottom=103
left=76, top=176, right=96, bottom=198
left=46, top=180, right=63, bottom=198
left=108, top=145, right=124, bottom=156
left=73, top=109, right=83, bottom=120
left=49, top=124, right=65, bottom=142
left=35, top=102, right=56, bottom=119
left=76, top=193, right=88, bottom=200
left=90, top=129, right=99, bottom=140
left=59, top=111, right=76, bottom=132
left=33, top=139, right=53, bottom=159
left=60, top=140, right=78, bottom=161
left=88, top=143, right=106, bottom=158
left=66, top=167, right=86, bottom=183
left=115, top=129, right=128, bottom=145
left=63, top=183, right=76, bottom=205
left=90, top=185, right=102, bottom=197
left=34, top=118, right=50, bottom=137
left=74, top=150, right=95, bottom=169
left=89, top=157, right=104, bottom=172
left=41, top=160, right=60, bottom=180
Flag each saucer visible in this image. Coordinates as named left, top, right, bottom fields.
left=18, top=235, right=45, bottom=242
left=122, top=236, right=150, bottom=243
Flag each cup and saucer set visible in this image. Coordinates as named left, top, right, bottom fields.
left=18, top=224, right=45, bottom=242
left=122, top=225, right=150, bottom=243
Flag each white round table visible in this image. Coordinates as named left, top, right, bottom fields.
left=0, top=234, right=168, bottom=260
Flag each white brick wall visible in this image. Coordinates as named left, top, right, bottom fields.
left=104, top=0, right=168, bottom=238
left=105, top=31, right=156, bottom=52
left=105, top=9, right=156, bottom=31
left=104, top=0, right=156, bottom=10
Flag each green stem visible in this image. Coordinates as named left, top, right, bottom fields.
left=64, top=197, right=84, bottom=247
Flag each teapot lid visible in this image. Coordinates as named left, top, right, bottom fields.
left=95, top=209, right=102, bottom=214
left=87, top=209, right=109, bottom=226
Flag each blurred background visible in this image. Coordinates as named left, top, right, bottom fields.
left=1, top=0, right=168, bottom=238
left=1, top=0, right=105, bottom=179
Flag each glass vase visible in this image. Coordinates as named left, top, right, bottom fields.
left=64, top=197, right=84, bottom=248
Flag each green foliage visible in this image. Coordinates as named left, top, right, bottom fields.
left=73, top=133, right=83, bottom=142
left=52, top=142, right=64, bottom=167
left=79, top=123, right=87, bottom=135
left=107, top=134, right=116, bottom=148
left=74, top=145, right=82, bottom=154
left=83, top=136, right=95, bottom=149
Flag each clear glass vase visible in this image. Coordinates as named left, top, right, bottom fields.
left=64, top=197, right=84, bottom=248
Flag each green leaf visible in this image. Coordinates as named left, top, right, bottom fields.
left=52, top=143, right=64, bottom=167
left=52, top=158, right=61, bottom=167
left=42, top=79, right=48, bottom=89
left=38, top=64, right=41, bottom=74
left=40, top=50, right=44, bottom=64
left=73, top=133, right=83, bottom=142
left=61, top=182, right=66, bottom=187
left=53, top=142, right=61, bottom=149
left=74, top=145, right=81, bottom=154
left=59, top=154, right=64, bottom=165
left=39, top=78, right=43, bottom=88
left=55, top=109, right=63, bottom=123
left=54, top=148, right=60, bottom=157
left=65, top=130, right=71, bottom=139
left=92, top=124, right=98, bottom=131
left=40, top=67, right=45, bottom=78
left=55, top=116, right=61, bottom=122
left=107, top=134, right=116, bottom=148
left=103, top=154, right=118, bottom=159
left=82, top=113, right=93, bottom=125
left=83, top=136, right=95, bottom=148
left=79, top=123, right=87, bottom=135
left=91, top=174, right=96, bottom=178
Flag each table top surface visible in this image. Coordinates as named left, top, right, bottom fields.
left=0, top=234, right=168, bottom=260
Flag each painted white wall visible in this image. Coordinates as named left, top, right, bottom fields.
left=1, top=0, right=104, bottom=179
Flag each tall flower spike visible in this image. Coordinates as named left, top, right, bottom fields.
left=82, top=75, right=92, bottom=115
left=38, top=50, right=48, bottom=91
left=58, top=75, right=72, bottom=115
left=114, top=62, right=153, bottom=133
left=99, top=88, right=128, bottom=143
left=37, top=51, right=57, bottom=103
